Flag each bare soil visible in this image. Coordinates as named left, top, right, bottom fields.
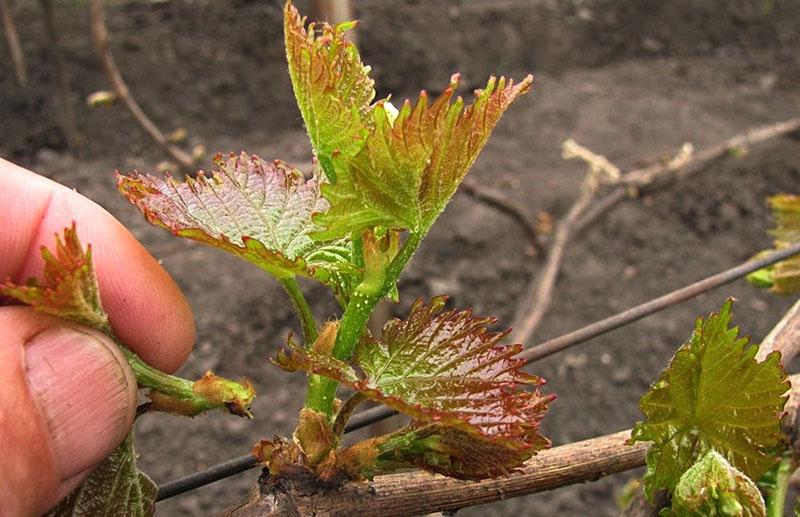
left=3, top=0, right=800, bottom=515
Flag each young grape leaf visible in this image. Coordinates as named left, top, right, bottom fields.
left=0, top=223, right=110, bottom=332
left=4, top=226, right=256, bottom=513
left=47, top=434, right=156, bottom=517
left=284, top=0, right=375, bottom=182
left=277, top=296, right=554, bottom=450
left=356, top=423, right=539, bottom=480
left=664, top=451, right=765, bottom=517
left=312, top=74, right=533, bottom=240
left=629, top=300, right=788, bottom=501
left=118, top=152, right=353, bottom=284
left=747, top=194, right=800, bottom=294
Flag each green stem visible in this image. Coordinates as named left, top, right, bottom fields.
left=121, top=346, right=255, bottom=417
left=765, top=456, right=792, bottom=517
left=281, top=276, right=318, bottom=346
left=123, top=346, right=193, bottom=395
left=305, top=233, right=422, bottom=416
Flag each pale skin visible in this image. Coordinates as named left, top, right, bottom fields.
left=0, top=158, right=195, bottom=516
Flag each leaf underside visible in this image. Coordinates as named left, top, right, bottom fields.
left=0, top=223, right=109, bottom=332
left=118, top=152, right=353, bottom=282
left=284, top=1, right=375, bottom=182
left=749, top=194, right=800, bottom=294
left=371, top=423, right=535, bottom=480
left=313, top=73, right=533, bottom=240
left=47, top=434, right=156, bottom=517
left=277, top=297, right=553, bottom=456
left=629, top=300, right=788, bottom=500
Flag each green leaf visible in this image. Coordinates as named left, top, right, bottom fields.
left=629, top=300, right=788, bottom=501
left=284, top=1, right=375, bottom=182
left=665, top=451, right=765, bottom=517
left=118, top=152, right=354, bottom=284
left=47, top=434, right=156, bottom=517
left=0, top=223, right=110, bottom=332
left=312, top=74, right=533, bottom=240
left=277, top=296, right=553, bottom=450
left=748, top=194, right=800, bottom=294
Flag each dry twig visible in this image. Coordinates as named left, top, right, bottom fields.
left=312, top=0, right=357, bottom=44
left=40, top=0, right=81, bottom=149
left=88, top=0, right=193, bottom=170
left=512, top=117, right=800, bottom=345
left=461, top=178, right=543, bottom=254
left=0, top=0, right=27, bottom=86
left=756, top=298, right=800, bottom=364
left=511, top=138, right=620, bottom=342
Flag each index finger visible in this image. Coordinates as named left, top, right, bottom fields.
left=0, top=158, right=195, bottom=373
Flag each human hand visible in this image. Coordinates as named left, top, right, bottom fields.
left=0, top=158, right=195, bottom=516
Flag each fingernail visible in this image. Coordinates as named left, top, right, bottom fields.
left=25, top=327, right=137, bottom=479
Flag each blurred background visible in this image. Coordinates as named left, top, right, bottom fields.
left=2, top=0, right=800, bottom=514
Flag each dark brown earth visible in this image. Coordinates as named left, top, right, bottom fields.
left=3, top=0, right=800, bottom=515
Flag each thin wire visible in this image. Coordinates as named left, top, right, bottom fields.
left=155, top=405, right=401, bottom=501
left=343, top=404, right=400, bottom=432
left=156, top=454, right=258, bottom=501
left=520, top=242, right=800, bottom=362
left=155, top=242, right=800, bottom=501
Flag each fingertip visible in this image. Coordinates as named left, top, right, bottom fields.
left=101, top=240, right=196, bottom=373
left=2, top=161, right=196, bottom=373
left=51, top=194, right=197, bottom=373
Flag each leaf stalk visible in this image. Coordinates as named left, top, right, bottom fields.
left=122, top=346, right=255, bottom=417
left=281, top=277, right=319, bottom=346
left=764, top=456, right=793, bottom=517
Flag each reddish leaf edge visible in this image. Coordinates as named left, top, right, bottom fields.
left=274, top=296, right=555, bottom=453
left=117, top=152, right=339, bottom=282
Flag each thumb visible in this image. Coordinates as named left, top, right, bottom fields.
left=0, top=308, right=137, bottom=516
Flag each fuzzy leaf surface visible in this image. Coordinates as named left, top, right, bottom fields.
left=364, top=423, right=537, bottom=480
left=277, top=296, right=553, bottom=449
left=665, top=451, right=765, bottom=517
left=313, top=74, right=533, bottom=240
left=629, top=300, right=788, bottom=500
left=118, top=152, right=353, bottom=282
left=0, top=223, right=109, bottom=332
left=47, top=434, right=156, bottom=517
left=284, top=1, right=374, bottom=181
